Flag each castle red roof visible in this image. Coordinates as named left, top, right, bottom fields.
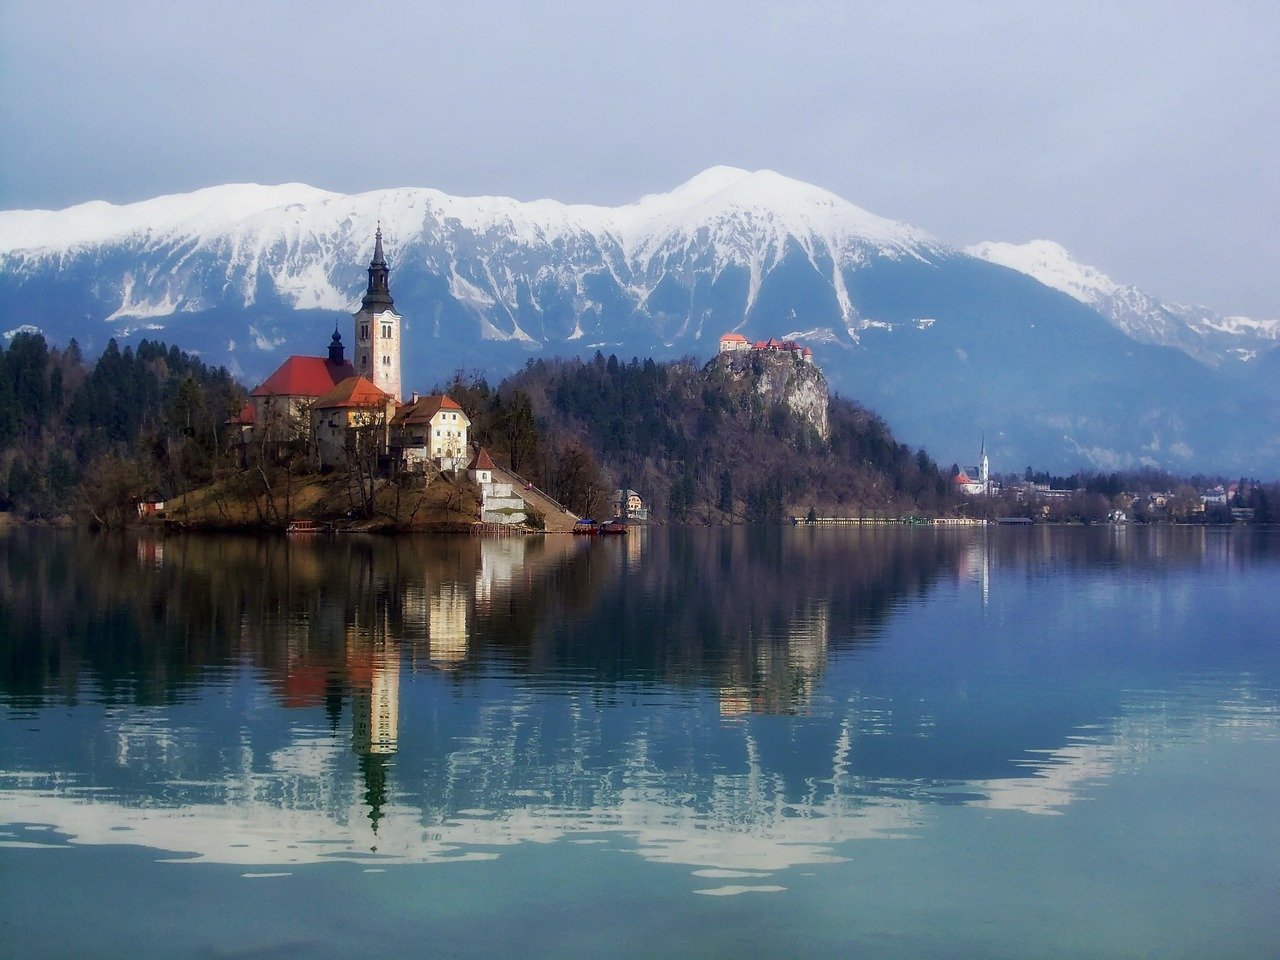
left=251, top=355, right=355, bottom=398
left=720, top=332, right=749, bottom=342
left=467, top=447, right=496, bottom=471
left=313, top=376, right=391, bottom=410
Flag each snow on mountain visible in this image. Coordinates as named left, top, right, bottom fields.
left=0, top=168, right=945, bottom=332
left=0, top=183, right=342, bottom=255
left=966, top=239, right=1279, bottom=366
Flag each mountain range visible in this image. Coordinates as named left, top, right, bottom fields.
left=1, top=166, right=1276, bottom=473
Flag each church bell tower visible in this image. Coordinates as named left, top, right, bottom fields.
left=353, top=227, right=402, bottom=401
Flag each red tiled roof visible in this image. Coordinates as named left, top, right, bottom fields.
left=313, top=376, right=391, bottom=410
left=251, top=355, right=354, bottom=398
left=226, top=401, right=255, bottom=425
left=468, top=448, right=496, bottom=471
left=954, top=471, right=973, bottom=484
left=391, top=394, right=467, bottom=427
left=720, top=332, right=749, bottom=342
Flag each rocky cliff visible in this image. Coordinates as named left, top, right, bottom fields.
left=707, top=351, right=829, bottom=441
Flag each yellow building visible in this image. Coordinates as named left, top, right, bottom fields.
left=310, top=375, right=397, bottom=469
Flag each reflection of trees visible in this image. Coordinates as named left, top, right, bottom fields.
left=3, top=525, right=1274, bottom=712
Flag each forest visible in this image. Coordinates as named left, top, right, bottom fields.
left=444, top=351, right=957, bottom=522
left=0, top=332, right=244, bottom=522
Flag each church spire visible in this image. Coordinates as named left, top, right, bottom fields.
left=361, top=225, right=394, bottom=311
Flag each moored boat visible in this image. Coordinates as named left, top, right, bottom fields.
left=285, top=520, right=328, bottom=535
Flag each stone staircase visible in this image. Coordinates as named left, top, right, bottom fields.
left=490, top=466, right=580, bottom=533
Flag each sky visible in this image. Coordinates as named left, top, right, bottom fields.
left=1, top=0, right=1276, bottom=315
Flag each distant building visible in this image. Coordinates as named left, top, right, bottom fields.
left=751, top=337, right=813, bottom=363
left=718, top=332, right=813, bottom=362
left=390, top=394, right=471, bottom=470
left=613, top=488, right=649, bottom=521
left=954, top=438, right=991, bottom=496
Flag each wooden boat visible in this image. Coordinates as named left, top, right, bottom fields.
left=285, top=520, right=328, bottom=535
left=572, top=519, right=598, bottom=535
left=598, top=519, right=628, bottom=535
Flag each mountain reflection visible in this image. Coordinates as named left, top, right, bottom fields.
left=1, top=526, right=1278, bottom=880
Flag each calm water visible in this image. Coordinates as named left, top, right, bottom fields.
left=1, top=526, right=1278, bottom=959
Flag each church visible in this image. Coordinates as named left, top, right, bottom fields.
left=237, top=229, right=468, bottom=470
left=953, top=439, right=991, bottom=496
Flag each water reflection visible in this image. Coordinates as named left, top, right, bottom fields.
left=1, top=526, right=1278, bottom=887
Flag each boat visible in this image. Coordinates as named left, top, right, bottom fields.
left=599, top=519, right=628, bottom=535
left=572, top=519, right=599, bottom=535
left=286, top=520, right=328, bottom=535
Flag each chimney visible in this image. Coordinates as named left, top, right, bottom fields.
left=409, top=391, right=420, bottom=404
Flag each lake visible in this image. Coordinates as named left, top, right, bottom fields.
left=1, top=525, right=1278, bottom=959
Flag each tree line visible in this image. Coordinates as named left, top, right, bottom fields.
left=0, top=332, right=244, bottom=522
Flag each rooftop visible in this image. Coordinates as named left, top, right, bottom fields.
left=251, top=355, right=354, bottom=398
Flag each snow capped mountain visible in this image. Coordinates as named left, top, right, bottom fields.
left=0, top=167, right=944, bottom=332
left=2, top=169, right=1277, bottom=472
left=966, top=239, right=1279, bottom=366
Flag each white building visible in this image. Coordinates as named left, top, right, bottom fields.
left=469, top=448, right=528, bottom=525
left=390, top=394, right=471, bottom=470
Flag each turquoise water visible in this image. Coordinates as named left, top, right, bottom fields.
left=1, top=526, right=1278, bottom=958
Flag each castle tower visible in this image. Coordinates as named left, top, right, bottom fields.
left=353, top=227, right=402, bottom=401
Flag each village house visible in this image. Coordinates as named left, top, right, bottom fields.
left=310, top=375, right=397, bottom=469
left=613, top=488, right=649, bottom=522
left=390, top=394, right=471, bottom=471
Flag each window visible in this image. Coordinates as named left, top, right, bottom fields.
left=360, top=324, right=369, bottom=341
left=382, top=323, right=392, bottom=339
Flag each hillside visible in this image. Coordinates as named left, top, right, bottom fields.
left=488, top=351, right=955, bottom=522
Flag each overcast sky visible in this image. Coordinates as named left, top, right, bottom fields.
left=2, top=1, right=1276, bottom=314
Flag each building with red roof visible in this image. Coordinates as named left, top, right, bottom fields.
left=248, top=329, right=356, bottom=442
left=390, top=394, right=471, bottom=469
left=720, top=331, right=814, bottom=364
left=310, top=376, right=396, bottom=469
